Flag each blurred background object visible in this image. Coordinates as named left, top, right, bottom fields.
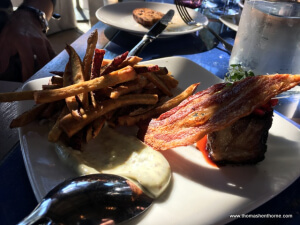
left=229, top=0, right=300, bottom=75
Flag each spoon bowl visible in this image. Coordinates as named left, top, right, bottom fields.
left=18, top=174, right=153, bottom=225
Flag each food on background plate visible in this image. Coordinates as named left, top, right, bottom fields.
left=143, top=73, right=300, bottom=165
left=133, top=8, right=164, bottom=27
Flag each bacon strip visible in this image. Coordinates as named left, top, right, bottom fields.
left=144, top=74, right=300, bottom=150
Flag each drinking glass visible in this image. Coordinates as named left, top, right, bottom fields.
left=229, top=0, right=300, bottom=75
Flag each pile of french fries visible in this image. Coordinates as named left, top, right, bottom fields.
left=0, top=29, right=199, bottom=150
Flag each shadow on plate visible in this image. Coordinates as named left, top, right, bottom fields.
left=159, top=131, right=300, bottom=200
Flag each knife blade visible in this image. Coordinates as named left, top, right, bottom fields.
left=128, top=9, right=175, bottom=57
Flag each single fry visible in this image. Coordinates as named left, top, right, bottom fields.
left=157, top=73, right=179, bottom=89
left=118, top=83, right=199, bottom=126
left=66, top=44, right=89, bottom=110
left=141, top=72, right=173, bottom=97
left=85, top=116, right=106, bottom=142
left=63, top=62, right=81, bottom=119
left=154, top=67, right=169, bottom=75
left=48, top=106, right=69, bottom=142
left=42, top=84, right=62, bottom=90
left=50, top=76, right=63, bottom=85
left=60, top=94, right=158, bottom=137
left=34, top=66, right=137, bottom=104
left=100, top=51, right=128, bottom=75
left=83, top=31, right=99, bottom=108
left=90, top=48, right=106, bottom=107
left=133, top=65, right=159, bottom=74
left=91, top=48, right=105, bottom=79
left=128, top=105, right=156, bottom=116
left=134, top=65, right=168, bottom=75
left=119, top=56, right=143, bottom=68
left=109, top=76, right=148, bottom=99
left=0, top=90, right=35, bottom=102
left=65, top=45, right=85, bottom=84
left=83, top=29, right=98, bottom=81
left=10, top=103, right=49, bottom=128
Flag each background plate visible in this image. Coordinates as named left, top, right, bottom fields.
left=96, top=2, right=208, bottom=37
left=19, top=57, right=300, bottom=225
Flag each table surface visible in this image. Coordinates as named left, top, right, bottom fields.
left=1, top=1, right=300, bottom=224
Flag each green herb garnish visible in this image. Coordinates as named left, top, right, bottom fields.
left=224, top=64, right=255, bottom=84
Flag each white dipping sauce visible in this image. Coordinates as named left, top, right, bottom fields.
left=55, top=125, right=171, bottom=198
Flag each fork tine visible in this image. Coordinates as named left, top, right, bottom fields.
left=175, top=0, right=188, bottom=24
left=180, top=2, right=194, bottom=22
left=174, top=0, right=195, bottom=24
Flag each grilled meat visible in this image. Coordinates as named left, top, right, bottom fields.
left=206, top=110, right=273, bottom=166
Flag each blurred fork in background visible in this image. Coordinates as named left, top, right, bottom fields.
left=174, top=0, right=233, bottom=53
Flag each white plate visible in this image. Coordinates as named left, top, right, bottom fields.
left=19, top=57, right=300, bottom=225
left=96, top=2, right=208, bottom=37
left=220, top=14, right=240, bottom=32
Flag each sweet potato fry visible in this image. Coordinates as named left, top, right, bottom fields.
left=91, top=48, right=105, bottom=79
left=85, top=116, right=106, bottom=142
left=133, top=65, right=168, bottom=75
left=141, top=72, right=173, bottom=97
left=118, top=83, right=199, bottom=126
left=63, top=62, right=82, bottom=119
left=109, top=76, right=148, bottom=99
left=65, top=45, right=85, bottom=84
left=157, top=73, right=179, bottom=89
left=10, top=103, right=49, bottom=128
left=119, top=56, right=143, bottom=68
left=0, top=90, right=35, bottom=102
left=50, top=76, right=63, bottom=85
left=90, top=48, right=106, bottom=107
left=42, top=84, right=62, bottom=90
left=48, top=106, right=69, bottom=142
left=100, top=51, right=128, bottom=75
left=154, top=67, right=168, bottom=75
left=83, top=31, right=99, bottom=108
left=60, top=94, right=158, bottom=137
left=34, top=66, right=137, bottom=104
left=128, top=105, right=156, bottom=116
left=83, top=29, right=98, bottom=81
left=66, top=45, right=89, bottom=110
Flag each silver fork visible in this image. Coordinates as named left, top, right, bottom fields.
left=174, top=0, right=233, bottom=53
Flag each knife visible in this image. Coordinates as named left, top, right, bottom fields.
left=128, top=9, right=175, bottom=57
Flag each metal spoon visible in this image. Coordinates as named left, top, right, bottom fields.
left=18, top=174, right=153, bottom=225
